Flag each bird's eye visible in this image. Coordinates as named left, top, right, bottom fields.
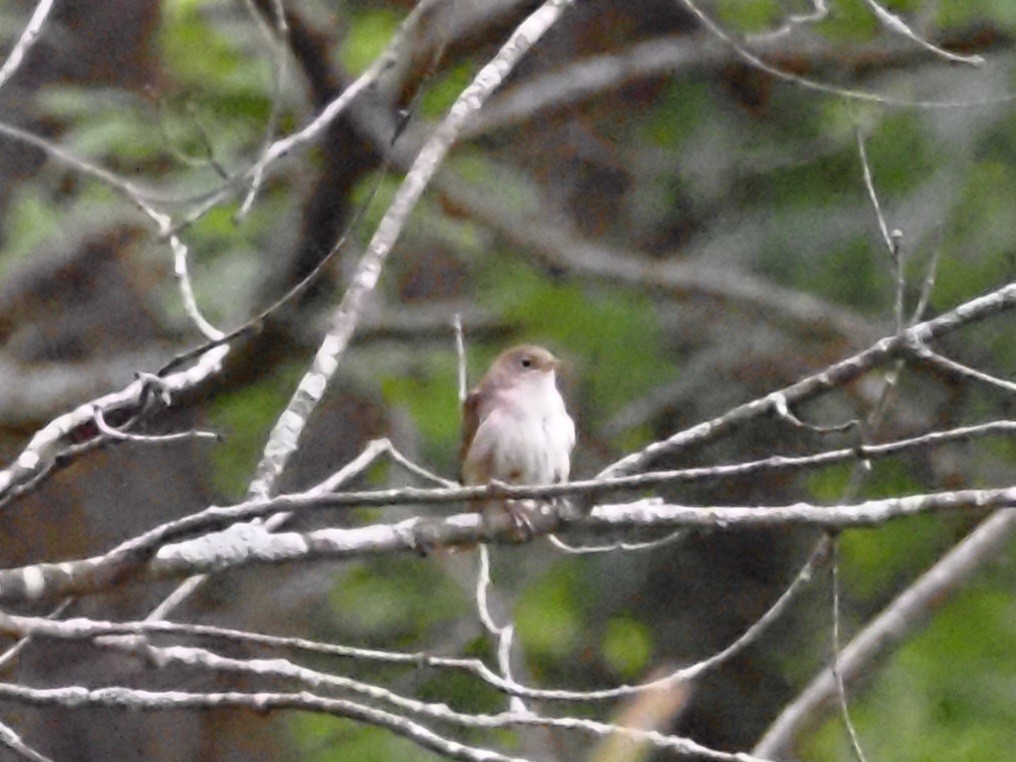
left=521, top=356, right=533, bottom=368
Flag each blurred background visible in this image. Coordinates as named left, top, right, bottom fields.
left=0, top=0, right=1014, bottom=760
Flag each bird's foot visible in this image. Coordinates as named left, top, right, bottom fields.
left=506, top=499, right=537, bottom=542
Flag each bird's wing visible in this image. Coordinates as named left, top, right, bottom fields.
left=459, top=390, right=482, bottom=483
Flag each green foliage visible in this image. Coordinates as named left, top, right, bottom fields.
left=5, top=1, right=1014, bottom=759
left=640, top=81, right=713, bottom=149
left=480, top=260, right=674, bottom=419
left=329, top=557, right=470, bottom=644
left=937, top=0, right=1016, bottom=28
left=934, top=161, right=1016, bottom=308
left=741, top=149, right=857, bottom=210
left=339, top=8, right=401, bottom=74
left=169, top=189, right=293, bottom=317
left=30, top=0, right=277, bottom=171
left=715, top=0, right=783, bottom=33
left=820, top=458, right=949, bottom=599
left=601, top=616, right=653, bottom=678
left=0, top=182, right=131, bottom=283
left=22, top=0, right=294, bottom=331
left=825, top=238, right=888, bottom=311
left=803, top=447, right=1015, bottom=761
left=0, top=192, right=71, bottom=279
left=745, top=113, right=931, bottom=211
left=516, top=560, right=587, bottom=662
left=839, top=515, right=952, bottom=601
left=753, top=112, right=938, bottom=313
left=162, top=0, right=268, bottom=98
left=813, top=0, right=880, bottom=41
left=38, top=88, right=162, bottom=161
left=416, top=636, right=507, bottom=715
left=206, top=362, right=306, bottom=498
left=863, top=114, right=937, bottom=195
left=980, top=425, right=1016, bottom=464
left=379, top=358, right=461, bottom=472
left=802, top=574, right=1016, bottom=761
left=806, top=463, right=853, bottom=503
left=421, top=63, right=477, bottom=119
left=762, top=233, right=889, bottom=312
left=291, top=717, right=443, bottom=762
left=156, top=0, right=278, bottom=177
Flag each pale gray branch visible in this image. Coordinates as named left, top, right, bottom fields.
left=1, top=487, right=1011, bottom=605
left=0, top=0, right=55, bottom=91
left=602, top=280, right=1016, bottom=477
left=245, top=0, right=577, bottom=502
left=0, top=683, right=532, bottom=762
left=753, top=508, right=1016, bottom=757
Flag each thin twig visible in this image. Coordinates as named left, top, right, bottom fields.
left=754, top=508, right=1016, bottom=757
left=97, top=638, right=773, bottom=762
left=0, top=0, right=56, bottom=91
left=546, top=529, right=688, bottom=554
left=856, top=128, right=905, bottom=333
left=906, top=344, right=1016, bottom=396
left=455, top=314, right=467, bottom=405
left=829, top=536, right=870, bottom=762
left=677, top=0, right=1006, bottom=109
left=92, top=406, right=219, bottom=444
left=748, top=0, right=828, bottom=41
left=860, top=0, right=983, bottom=66
left=245, top=0, right=577, bottom=504
left=238, top=0, right=291, bottom=217
left=0, top=720, right=54, bottom=762
left=600, top=280, right=1016, bottom=478
left=0, top=683, right=533, bottom=762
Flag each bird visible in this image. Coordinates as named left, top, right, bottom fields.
left=460, top=345, right=576, bottom=531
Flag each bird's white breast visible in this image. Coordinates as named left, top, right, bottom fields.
left=465, top=372, right=575, bottom=486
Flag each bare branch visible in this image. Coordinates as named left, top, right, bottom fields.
left=601, top=280, right=1016, bottom=477
left=237, top=0, right=291, bottom=216
left=433, top=171, right=877, bottom=342
left=2, top=485, right=1012, bottom=605
left=0, top=683, right=534, bottom=762
left=0, top=0, right=56, bottom=91
left=829, top=537, right=871, bottom=762
left=245, top=0, right=577, bottom=502
left=0, top=347, right=229, bottom=504
left=3, top=416, right=1013, bottom=603
left=0, top=122, right=224, bottom=339
left=860, top=0, right=983, bottom=66
left=0, top=719, right=54, bottom=762
left=754, top=507, right=1016, bottom=757
left=91, top=405, right=219, bottom=445
left=677, top=0, right=1007, bottom=109
left=906, top=343, right=1016, bottom=396
left=856, top=128, right=905, bottom=333
left=748, top=0, right=828, bottom=41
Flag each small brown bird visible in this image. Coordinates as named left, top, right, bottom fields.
left=460, top=346, right=576, bottom=519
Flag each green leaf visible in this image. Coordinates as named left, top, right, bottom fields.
left=420, top=64, right=478, bottom=119
left=715, top=0, right=783, bottom=33
left=802, top=579, right=1016, bottom=761
left=329, top=558, right=469, bottom=643
left=516, top=561, right=585, bottom=660
left=340, top=9, right=401, bottom=74
left=602, top=616, right=653, bottom=678
left=206, top=362, right=305, bottom=497
left=481, top=261, right=673, bottom=417
left=290, top=717, right=444, bottom=762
